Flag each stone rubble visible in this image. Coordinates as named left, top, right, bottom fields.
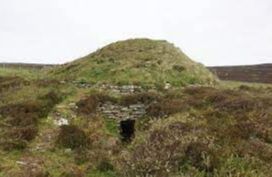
left=54, top=118, right=69, bottom=126
left=100, top=84, right=143, bottom=94
left=71, top=81, right=144, bottom=94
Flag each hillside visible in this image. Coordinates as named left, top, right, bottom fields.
left=2, top=62, right=272, bottom=84
left=50, top=39, right=217, bottom=87
left=0, top=63, right=55, bottom=69
left=0, top=39, right=272, bottom=177
left=209, top=64, right=272, bottom=84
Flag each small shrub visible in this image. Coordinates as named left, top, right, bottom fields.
left=1, top=139, right=28, bottom=151
left=147, top=98, right=185, bottom=118
left=74, top=148, right=90, bottom=165
left=57, top=125, right=89, bottom=149
left=239, top=85, right=252, bottom=91
left=205, top=90, right=231, bottom=104
left=172, top=65, right=185, bottom=72
left=184, top=142, right=218, bottom=172
left=39, top=91, right=63, bottom=117
left=167, top=122, right=192, bottom=134
left=40, top=91, right=62, bottom=105
left=0, top=102, right=42, bottom=150
left=0, top=91, right=62, bottom=150
left=183, top=86, right=215, bottom=96
left=215, top=96, right=256, bottom=112
left=183, top=97, right=206, bottom=108
left=122, top=122, right=195, bottom=177
left=8, top=125, right=38, bottom=141
left=120, top=92, right=160, bottom=105
left=60, top=171, right=84, bottom=177
left=77, top=93, right=116, bottom=115
left=20, top=170, right=50, bottom=177
left=0, top=76, right=29, bottom=92
left=36, top=79, right=60, bottom=87
left=213, top=155, right=269, bottom=177
left=96, top=160, right=114, bottom=172
left=0, top=103, right=41, bottom=125
left=237, top=139, right=272, bottom=163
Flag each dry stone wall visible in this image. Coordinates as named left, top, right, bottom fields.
left=71, top=83, right=160, bottom=121
left=97, top=85, right=147, bottom=121
left=99, top=84, right=143, bottom=94
left=98, top=102, right=146, bottom=121
left=71, top=82, right=145, bottom=94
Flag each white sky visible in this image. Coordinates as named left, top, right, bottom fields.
left=0, top=0, right=271, bottom=66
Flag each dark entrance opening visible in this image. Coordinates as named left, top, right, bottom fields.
left=120, top=119, right=135, bottom=142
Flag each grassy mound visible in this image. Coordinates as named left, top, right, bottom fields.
left=50, top=39, right=217, bottom=87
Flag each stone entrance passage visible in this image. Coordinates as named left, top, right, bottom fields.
left=120, top=119, right=135, bottom=142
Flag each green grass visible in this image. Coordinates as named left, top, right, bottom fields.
left=104, top=119, right=119, bottom=137
left=49, top=39, right=217, bottom=87
left=0, top=67, right=45, bottom=80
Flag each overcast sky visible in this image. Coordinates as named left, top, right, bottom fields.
left=0, top=0, right=271, bottom=66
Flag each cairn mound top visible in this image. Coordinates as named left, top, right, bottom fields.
left=51, top=38, right=217, bottom=87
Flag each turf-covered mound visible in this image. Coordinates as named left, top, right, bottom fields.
left=51, top=39, right=217, bottom=87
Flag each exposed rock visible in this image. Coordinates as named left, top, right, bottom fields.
left=72, top=81, right=93, bottom=88
left=164, top=82, right=171, bottom=90
left=68, top=102, right=78, bottom=109
left=98, top=103, right=146, bottom=121
left=100, top=84, right=143, bottom=94
left=54, top=118, right=69, bottom=126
